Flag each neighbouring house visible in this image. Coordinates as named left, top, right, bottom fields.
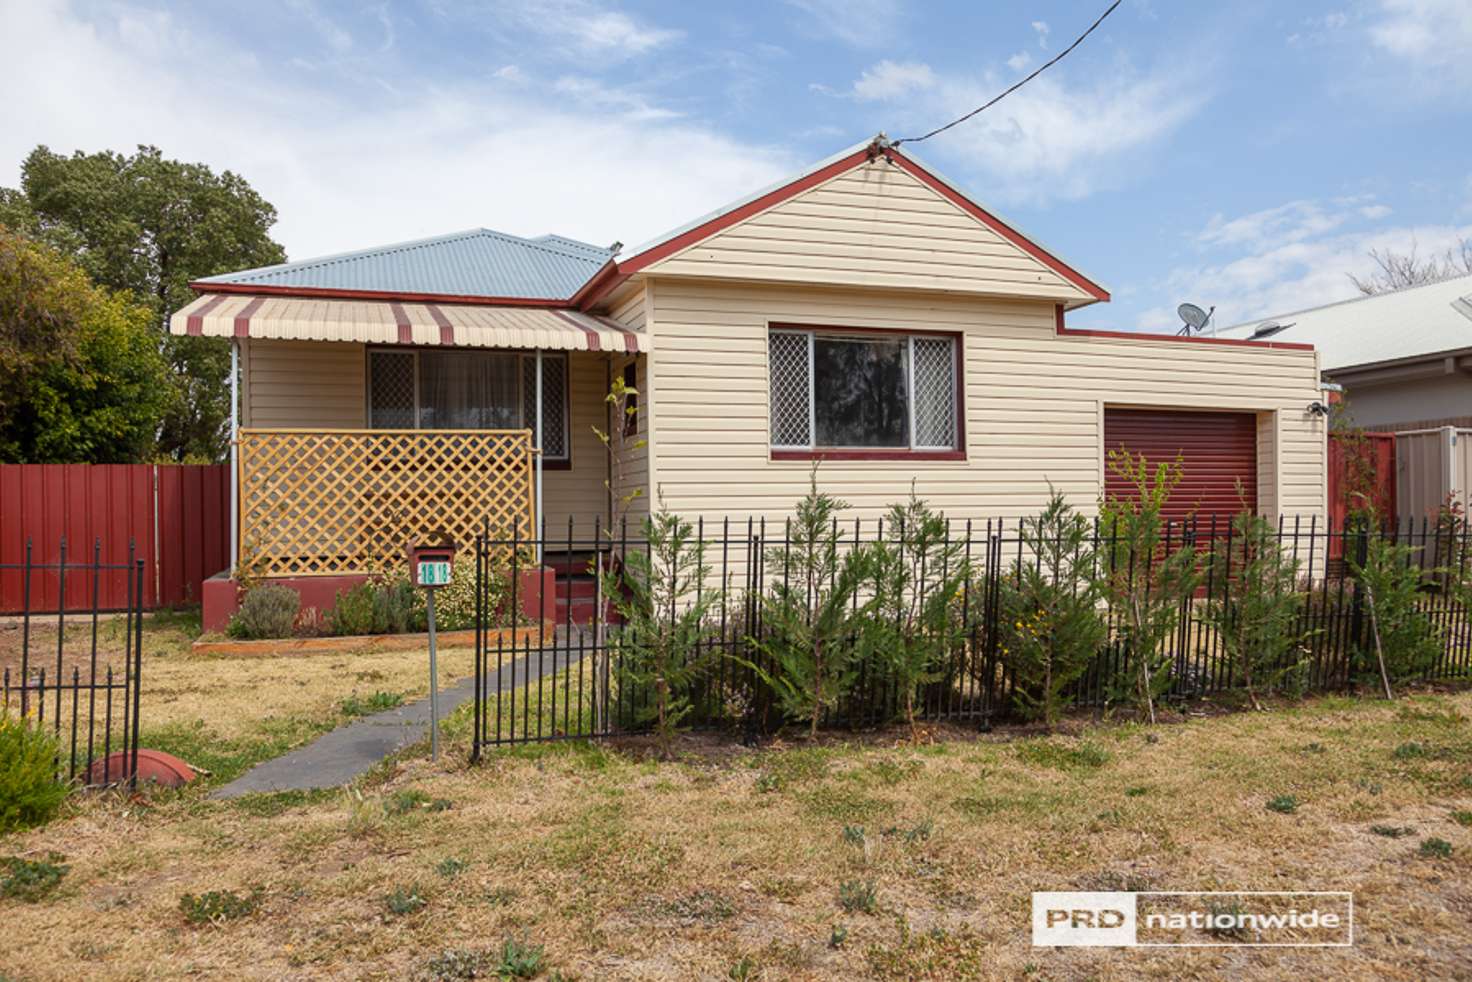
left=171, top=138, right=1327, bottom=630
left=1217, top=273, right=1472, bottom=432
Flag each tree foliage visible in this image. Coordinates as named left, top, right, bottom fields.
left=604, top=498, right=723, bottom=753
left=0, top=228, right=167, bottom=462
left=1000, top=489, right=1106, bottom=727
left=1203, top=507, right=1309, bottom=709
left=752, top=474, right=873, bottom=736
left=1098, top=450, right=1200, bottom=723
left=863, top=491, right=971, bottom=741
left=1, top=145, right=286, bottom=461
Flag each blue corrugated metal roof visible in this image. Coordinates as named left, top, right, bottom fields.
left=197, top=228, right=613, bottom=300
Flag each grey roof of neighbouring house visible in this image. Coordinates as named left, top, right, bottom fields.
left=195, top=228, right=615, bottom=300
left=1215, top=273, right=1472, bottom=372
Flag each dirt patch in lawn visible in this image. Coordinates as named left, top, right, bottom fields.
left=2, top=690, right=1470, bottom=980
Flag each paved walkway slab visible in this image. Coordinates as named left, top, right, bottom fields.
left=211, top=642, right=586, bottom=799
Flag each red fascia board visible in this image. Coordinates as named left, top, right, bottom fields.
left=188, top=280, right=571, bottom=308
left=886, top=150, right=1109, bottom=303
left=1054, top=305, right=1315, bottom=351
left=610, top=148, right=873, bottom=280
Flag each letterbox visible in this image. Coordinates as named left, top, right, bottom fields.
left=407, top=539, right=456, bottom=589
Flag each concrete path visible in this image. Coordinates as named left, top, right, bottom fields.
left=211, top=640, right=588, bottom=799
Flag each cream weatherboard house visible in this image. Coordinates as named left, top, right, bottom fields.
left=171, top=139, right=1327, bottom=628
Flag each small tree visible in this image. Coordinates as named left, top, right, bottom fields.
left=1351, top=529, right=1442, bottom=697
left=1000, top=490, right=1106, bottom=728
left=1097, top=450, right=1200, bottom=723
left=591, top=367, right=646, bottom=530
left=863, top=491, right=970, bottom=741
left=1202, top=506, right=1308, bottom=709
left=752, top=473, right=872, bottom=737
left=602, top=497, right=721, bottom=753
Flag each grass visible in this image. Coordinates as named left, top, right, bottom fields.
left=4, top=611, right=520, bottom=788
left=1, top=688, right=1470, bottom=978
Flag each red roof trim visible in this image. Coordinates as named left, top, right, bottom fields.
left=611, top=148, right=873, bottom=279
left=424, top=303, right=455, bottom=345
left=186, top=294, right=230, bottom=336
left=888, top=152, right=1109, bottom=302
left=233, top=296, right=267, bottom=338
left=549, top=309, right=602, bottom=352
left=568, top=258, right=622, bottom=309
left=1054, top=304, right=1316, bottom=351
left=389, top=301, right=413, bottom=344
left=188, top=280, right=569, bottom=307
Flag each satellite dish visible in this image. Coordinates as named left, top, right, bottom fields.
left=1177, top=302, right=1212, bottom=334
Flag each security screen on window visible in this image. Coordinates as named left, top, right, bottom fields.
left=768, top=330, right=957, bottom=451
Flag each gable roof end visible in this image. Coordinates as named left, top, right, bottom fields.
left=593, top=138, right=1109, bottom=308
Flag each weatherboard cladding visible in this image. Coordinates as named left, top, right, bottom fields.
left=196, top=229, right=613, bottom=301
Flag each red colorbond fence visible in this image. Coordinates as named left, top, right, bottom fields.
left=0, top=464, right=228, bottom=613
left=1327, top=432, right=1396, bottom=560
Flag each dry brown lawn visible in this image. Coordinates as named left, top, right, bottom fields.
left=2, top=681, right=1470, bottom=980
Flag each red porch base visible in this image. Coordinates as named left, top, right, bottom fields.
left=201, top=566, right=557, bottom=634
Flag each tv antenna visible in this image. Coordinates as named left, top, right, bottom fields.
left=1177, top=302, right=1214, bottom=336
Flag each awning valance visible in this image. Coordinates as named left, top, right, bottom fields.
left=169, top=293, right=648, bottom=353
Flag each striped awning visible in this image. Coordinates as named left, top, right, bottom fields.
left=169, top=293, right=648, bottom=353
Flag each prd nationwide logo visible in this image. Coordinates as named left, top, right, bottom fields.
left=1032, top=891, right=1353, bottom=947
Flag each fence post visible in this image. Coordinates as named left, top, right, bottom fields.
left=129, top=557, right=145, bottom=790
left=1347, top=516, right=1369, bottom=687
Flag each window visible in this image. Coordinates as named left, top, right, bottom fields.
left=768, top=329, right=959, bottom=453
left=369, top=349, right=569, bottom=459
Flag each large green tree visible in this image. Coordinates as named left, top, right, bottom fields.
left=0, top=145, right=286, bottom=461
left=0, top=228, right=168, bottom=463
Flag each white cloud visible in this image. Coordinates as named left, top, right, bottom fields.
left=1139, top=215, right=1472, bottom=329
left=899, top=66, right=1210, bottom=204
left=1031, top=20, right=1050, bottom=47
left=851, top=61, right=936, bottom=101
left=784, top=0, right=905, bottom=48
left=1006, top=51, right=1032, bottom=72
left=1197, top=200, right=1356, bottom=249
left=0, top=0, right=793, bottom=263
left=489, top=0, right=682, bottom=57
left=1369, top=0, right=1472, bottom=83
left=1360, top=203, right=1393, bottom=220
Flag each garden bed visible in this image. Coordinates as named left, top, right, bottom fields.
left=191, top=622, right=557, bottom=658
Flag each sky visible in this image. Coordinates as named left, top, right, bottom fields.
left=2, top=0, right=1470, bottom=330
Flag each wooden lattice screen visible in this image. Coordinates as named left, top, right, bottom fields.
left=238, top=429, right=535, bottom=576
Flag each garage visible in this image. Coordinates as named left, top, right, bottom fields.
left=1103, top=408, right=1258, bottom=521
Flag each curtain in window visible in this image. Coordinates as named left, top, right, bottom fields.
left=418, top=351, right=519, bottom=430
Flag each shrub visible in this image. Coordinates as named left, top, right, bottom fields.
left=605, top=497, right=723, bottom=751
left=1351, top=530, right=1442, bottom=695
left=0, top=711, right=69, bottom=834
left=1369, top=824, right=1415, bottom=838
left=1203, top=507, right=1311, bottom=709
left=1266, top=794, right=1298, bottom=814
left=752, top=475, right=872, bottom=736
left=863, top=491, right=971, bottom=740
left=385, top=886, right=428, bottom=916
left=431, top=552, right=524, bottom=631
left=1000, top=489, right=1106, bottom=727
left=1419, top=837, right=1452, bottom=858
left=0, top=853, right=69, bottom=901
left=1097, top=450, right=1200, bottom=723
left=179, top=888, right=260, bottom=924
left=837, top=878, right=878, bottom=914
left=227, top=583, right=300, bottom=639
left=330, top=580, right=383, bottom=636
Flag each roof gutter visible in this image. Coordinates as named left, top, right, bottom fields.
left=185, top=280, right=574, bottom=308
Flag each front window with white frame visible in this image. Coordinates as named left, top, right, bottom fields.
left=367, top=349, right=569, bottom=460
left=768, top=328, right=959, bottom=453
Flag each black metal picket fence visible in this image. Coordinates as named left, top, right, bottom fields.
left=1, top=538, right=147, bottom=787
left=469, top=513, right=1472, bottom=754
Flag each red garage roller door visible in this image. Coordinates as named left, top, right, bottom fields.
left=1104, top=409, right=1257, bottom=521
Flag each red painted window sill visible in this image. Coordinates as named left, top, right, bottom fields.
left=770, top=449, right=966, bottom=462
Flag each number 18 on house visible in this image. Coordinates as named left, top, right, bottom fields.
left=408, top=539, right=456, bottom=761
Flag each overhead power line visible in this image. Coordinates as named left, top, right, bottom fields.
left=892, top=0, right=1123, bottom=147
